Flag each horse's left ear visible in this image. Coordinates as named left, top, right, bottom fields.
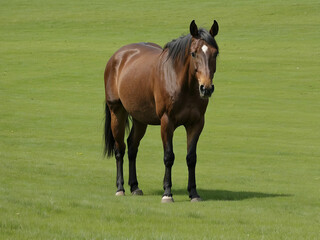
left=190, top=20, right=199, bottom=38
left=210, top=20, right=219, bottom=37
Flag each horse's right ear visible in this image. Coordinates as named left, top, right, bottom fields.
left=210, top=20, right=219, bottom=37
left=190, top=20, right=199, bottom=38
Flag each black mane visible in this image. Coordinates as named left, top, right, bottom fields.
left=163, top=28, right=219, bottom=62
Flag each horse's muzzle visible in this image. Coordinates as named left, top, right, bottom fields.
left=199, top=84, right=214, bottom=98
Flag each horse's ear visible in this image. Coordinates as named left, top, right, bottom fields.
left=190, top=20, right=199, bottom=37
left=210, top=20, right=219, bottom=37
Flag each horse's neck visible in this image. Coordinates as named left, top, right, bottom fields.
left=175, top=59, right=198, bottom=94
left=159, top=55, right=197, bottom=96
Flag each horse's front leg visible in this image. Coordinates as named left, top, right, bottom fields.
left=160, top=114, right=175, bottom=203
left=185, top=117, right=204, bottom=202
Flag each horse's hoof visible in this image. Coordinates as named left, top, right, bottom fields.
left=191, top=197, right=202, bottom=202
left=115, top=191, right=125, bottom=196
left=161, top=196, right=174, bottom=203
left=132, top=189, right=143, bottom=196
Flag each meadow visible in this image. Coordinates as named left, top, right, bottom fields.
left=1, top=0, right=319, bottom=239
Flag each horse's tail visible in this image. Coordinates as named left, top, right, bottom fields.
left=104, top=103, right=115, bottom=157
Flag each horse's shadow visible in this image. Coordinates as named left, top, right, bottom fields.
left=152, top=189, right=291, bottom=201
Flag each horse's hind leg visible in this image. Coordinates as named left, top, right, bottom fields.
left=127, top=119, right=147, bottom=195
left=109, top=103, right=128, bottom=195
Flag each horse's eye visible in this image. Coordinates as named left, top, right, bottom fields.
left=191, top=52, right=196, bottom=58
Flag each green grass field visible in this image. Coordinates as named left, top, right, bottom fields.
left=1, top=0, right=320, bottom=239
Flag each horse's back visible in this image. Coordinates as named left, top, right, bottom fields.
left=104, top=43, right=162, bottom=124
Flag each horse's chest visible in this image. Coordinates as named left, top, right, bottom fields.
left=170, top=100, right=207, bottom=125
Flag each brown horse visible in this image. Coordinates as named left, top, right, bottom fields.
left=104, top=20, right=219, bottom=203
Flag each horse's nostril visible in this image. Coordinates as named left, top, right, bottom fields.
left=211, top=84, right=215, bottom=93
left=200, top=85, right=205, bottom=92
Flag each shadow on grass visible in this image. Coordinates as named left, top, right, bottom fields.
left=198, top=189, right=292, bottom=201
left=151, top=189, right=292, bottom=201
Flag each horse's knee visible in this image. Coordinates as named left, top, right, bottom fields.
left=186, top=151, right=197, bottom=168
left=164, top=150, right=175, bottom=167
left=127, top=138, right=138, bottom=162
left=127, top=146, right=138, bottom=161
left=127, top=128, right=140, bottom=159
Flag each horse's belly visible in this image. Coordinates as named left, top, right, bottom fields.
left=130, top=109, right=160, bottom=125
left=119, top=86, right=160, bottom=125
left=123, top=99, right=160, bottom=125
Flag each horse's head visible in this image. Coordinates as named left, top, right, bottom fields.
left=189, top=20, right=219, bottom=98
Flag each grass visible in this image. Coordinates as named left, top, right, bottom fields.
left=1, top=0, right=320, bottom=239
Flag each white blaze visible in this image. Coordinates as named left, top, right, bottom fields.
left=201, top=45, right=208, bottom=54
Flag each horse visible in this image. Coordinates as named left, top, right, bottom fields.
left=104, top=20, right=219, bottom=203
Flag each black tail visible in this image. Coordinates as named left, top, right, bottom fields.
left=104, top=103, right=115, bottom=157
